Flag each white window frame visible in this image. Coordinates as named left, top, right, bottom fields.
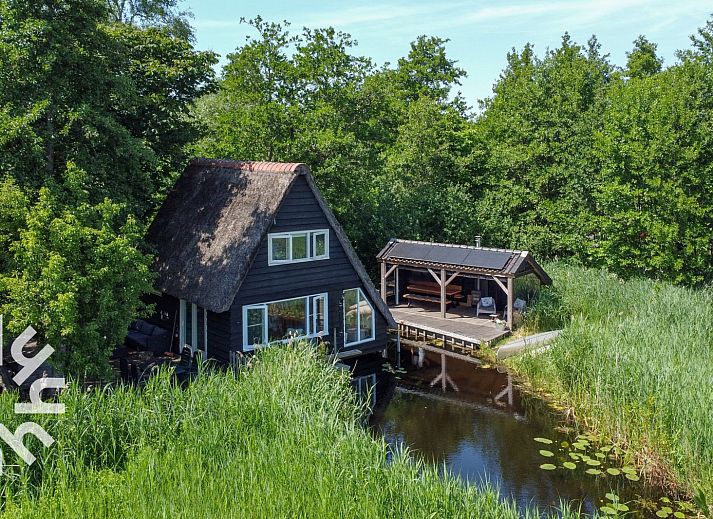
left=267, top=229, right=330, bottom=265
left=242, top=293, right=329, bottom=351
left=342, top=288, right=375, bottom=347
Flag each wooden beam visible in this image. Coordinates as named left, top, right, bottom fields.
left=395, top=269, right=400, bottom=305
left=427, top=268, right=441, bottom=285
left=506, top=277, right=513, bottom=331
left=440, top=269, right=446, bottom=318
left=385, top=264, right=398, bottom=278
left=493, top=276, right=509, bottom=296
left=445, top=271, right=460, bottom=286
left=380, top=262, right=387, bottom=302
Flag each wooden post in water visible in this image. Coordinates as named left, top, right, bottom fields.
left=507, top=277, right=513, bottom=331
left=441, top=353, right=447, bottom=391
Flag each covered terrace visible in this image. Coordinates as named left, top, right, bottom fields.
left=377, top=239, right=551, bottom=348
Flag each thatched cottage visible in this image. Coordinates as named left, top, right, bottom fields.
left=143, top=159, right=395, bottom=388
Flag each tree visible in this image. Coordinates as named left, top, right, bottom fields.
left=394, top=35, right=466, bottom=106
left=3, top=164, right=154, bottom=377
left=0, top=0, right=215, bottom=212
left=105, top=0, right=193, bottom=40
left=626, top=35, right=663, bottom=78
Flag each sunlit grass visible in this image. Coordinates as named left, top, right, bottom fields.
left=513, top=262, right=713, bottom=503
left=0, top=345, right=579, bottom=518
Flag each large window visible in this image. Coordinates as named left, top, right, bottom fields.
left=343, top=288, right=374, bottom=346
left=268, top=230, right=329, bottom=265
left=243, top=293, right=328, bottom=350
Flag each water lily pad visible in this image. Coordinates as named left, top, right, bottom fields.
left=568, top=452, right=580, bottom=460
left=585, top=468, right=603, bottom=475
left=673, top=513, right=685, bottom=518
left=656, top=510, right=670, bottom=518
left=539, top=449, right=554, bottom=457
left=563, top=462, right=577, bottom=470
left=605, top=493, right=619, bottom=501
left=560, top=441, right=570, bottom=448
left=621, top=466, right=637, bottom=475
left=534, top=437, right=553, bottom=444
left=595, top=452, right=606, bottom=459
left=600, top=445, right=613, bottom=452
left=616, top=504, right=630, bottom=512
left=585, top=459, right=601, bottom=466
left=600, top=506, right=617, bottom=515
left=625, top=473, right=640, bottom=481
left=606, top=468, right=621, bottom=476
left=539, top=463, right=556, bottom=470
left=660, top=498, right=671, bottom=504
left=572, top=442, right=586, bottom=450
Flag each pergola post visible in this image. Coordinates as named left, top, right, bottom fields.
left=506, top=277, right=513, bottom=330
left=440, top=268, right=446, bottom=318
left=380, top=261, right=386, bottom=303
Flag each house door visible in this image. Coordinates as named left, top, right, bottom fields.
left=179, top=300, right=208, bottom=359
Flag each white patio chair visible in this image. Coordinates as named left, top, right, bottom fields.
left=503, top=298, right=527, bottom=321
left=476, top=296, right=496, bottom=317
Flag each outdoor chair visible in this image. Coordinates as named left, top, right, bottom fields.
left=174, top=346, right=197, bottom=384
left=119, top=357, right=130, bottom=383
left=476, top=297, right=496, bottom=317
left=503, top=298, right=527, bottom=321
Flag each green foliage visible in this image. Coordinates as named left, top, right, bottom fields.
left=0, top=345, right=579, bottom=518
left=0, top=0, right=214, bottom=373
left=514, top=263, right=713, bottom=501
left=3, top=163, right=154, bottom=377
left=0, top=0, right=215, bottom=212
left=626, top=36, right=663, bottom=78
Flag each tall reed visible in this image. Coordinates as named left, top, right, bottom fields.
left=514, top=262, right=713, bottom=501
left=1, top=345, right=579, bottom=518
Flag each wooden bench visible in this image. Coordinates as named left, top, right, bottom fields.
left=403, top=281, right=464, bottom=308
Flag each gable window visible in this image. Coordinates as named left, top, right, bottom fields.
left=268, top=230, right=329, bottom=265
left=343, top=288, right=375, bottom=346
left=243, top=293, right=328, bottom=351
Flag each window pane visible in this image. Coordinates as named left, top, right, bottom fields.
left=271, top=237, right=289, bottom=261
left=359, top=294, right=374, bottom=340
left=314, top=232, right=327, bottom=257
left=314, top=296, right=326, bottom=335
left=267, top=298, right=307, bottom=342
left=246, top=308, right=265, bottom=346
left=292, top=233, right=308, bottom=260
left=344, top=289, right=359, bottom=344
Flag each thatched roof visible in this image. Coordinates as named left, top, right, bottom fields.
left=148, top=159, right=395, bottom=328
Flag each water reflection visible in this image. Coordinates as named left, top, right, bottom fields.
left=375, top=356, right=656, bottom=517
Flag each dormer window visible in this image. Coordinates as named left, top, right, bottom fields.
left=268, top=230, right=329, bottom=265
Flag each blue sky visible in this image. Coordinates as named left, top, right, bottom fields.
left=186, top=1, right=712, bottom=104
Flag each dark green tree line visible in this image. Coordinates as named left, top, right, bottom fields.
left=0, top=0, right=215, bottom=375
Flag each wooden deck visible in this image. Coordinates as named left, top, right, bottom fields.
left=390, top=303, right=510, bottom=349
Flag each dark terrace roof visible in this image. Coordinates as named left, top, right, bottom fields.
left=377, top=239, right=551, bottom=284
left=148, top=159, right=395, bottom=327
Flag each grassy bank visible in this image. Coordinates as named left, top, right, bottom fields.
left=0, top=345, right=577, bottom=518
left=512, top=263, right=713, bottom=506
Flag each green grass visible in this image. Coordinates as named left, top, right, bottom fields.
left=512, top=262, right=713, bottom=505
left=0, top=345, right=578, bottom=518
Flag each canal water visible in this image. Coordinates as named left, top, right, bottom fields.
left=373, top=353, right=669, bottom=517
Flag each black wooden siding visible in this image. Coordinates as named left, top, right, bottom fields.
left=224, top=175, right=389, bottom=356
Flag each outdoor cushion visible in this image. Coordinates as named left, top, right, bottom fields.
left=136, top=321, right=156, bottom=335
left=480, top=297, right=495, bottom=308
